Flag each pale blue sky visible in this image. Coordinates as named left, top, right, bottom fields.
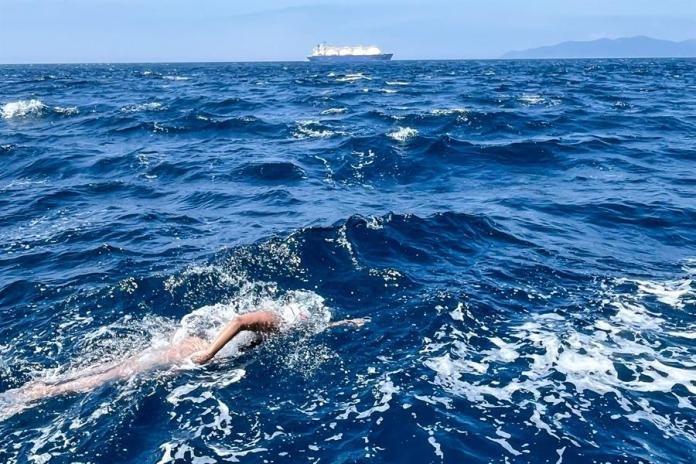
left=1, top=0, right=695, bottom=63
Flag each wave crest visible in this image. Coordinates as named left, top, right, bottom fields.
left=1, top=99, right=79, bottom=119
left=1, top=99, right=46, bottom=119
left=387, top=126, right=418, bottom=142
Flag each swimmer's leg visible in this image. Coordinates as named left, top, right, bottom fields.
left=15, top=362, right=133, bottom=402
left=51, top=364, right=132, bottom=395
left=13, top=348, right=164, bottom=403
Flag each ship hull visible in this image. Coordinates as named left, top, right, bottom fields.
left=307, top=54, right=393, bottom=62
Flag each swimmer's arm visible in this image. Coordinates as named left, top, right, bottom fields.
left=191, top=311, right=279, bottom=364
left=328, top=317, right=370, bottom=328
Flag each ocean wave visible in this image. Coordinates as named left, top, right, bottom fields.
left=200, top=97, right=260, bottom=113
left=235, top=161, right=306, bottom=182
left=429, top=107, right=467, bottom=116
left=423, top=272, right=696, bottom=449
left=109, top=114, right=285, bottom=136
left=53, top=106, right=79, bottom=116
left=1, top=59, right=695, bottom=463
left=419, top=135, right=563, bottom=167
left=133, top=70, right=190, bottom=81
left=320, top=107, right=347, bottom=115
left=0, top=178, right=48, bottom=193
left=387, top=126, right=418, bottom=142
left=519, top=93, right=561, bottom=106
left=361, top=109, right=402, bottom=123
left=1, top=99, right=79, bottom=119
left=120, top=102, right=164, bottom=113
left=1, top=99, right=46, bottom=118
left=529, top=199, right=696, bottom=236
left=519, top=93, right=545, bottom=105
left=292, top=120, right=341, bottom=139
left=335, top=73, right=371, bottom=82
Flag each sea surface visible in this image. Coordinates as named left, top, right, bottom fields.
left=0, top=59, right=695, bottom=463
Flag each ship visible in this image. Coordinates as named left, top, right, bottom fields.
left=307, top=43, right=393, bottom=62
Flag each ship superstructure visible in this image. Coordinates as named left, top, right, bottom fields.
left=307, top=43, right=393, bottom=62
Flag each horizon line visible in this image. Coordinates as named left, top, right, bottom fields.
left=3, top=56, right=696, bottom=66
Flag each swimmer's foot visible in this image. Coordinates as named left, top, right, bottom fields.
left=0, top=394, right=29, bottom=421
left=0, top=381, right=58, bottom=421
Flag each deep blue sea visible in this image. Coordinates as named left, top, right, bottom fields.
left=1, top=60, right=695, bottom=463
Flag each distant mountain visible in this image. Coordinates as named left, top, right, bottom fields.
left=502, top=36, right=696, bottom=59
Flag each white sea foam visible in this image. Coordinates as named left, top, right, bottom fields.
left=430, top=107, right=467, bottom=116
left=365, top=216, right=384, bottom=230
left=163, top=75, right=190, bottom=81
left=519, top=94, right=560, bottom=106
left=387, top=126, right=418, bottom=142
left=629, top=277, right=693, bottom=309
left=1, top=99, right=79, bottom=119
left=519, top=94, right=545, bottom=105
left=1, top=99, right=47, bottom=119
left=423, top=271, right=696, bottom=444
left=53, top=106, right=79, bottom=116
left=336, top=73, right=371, bottom=82
left=386, top=80, right=409, bottom=86
left=120, top=102, right=164, bottom=113
left=293, top=120, right=337, bottom=138
left=320, top=107, right=347, bottom=115
left=0, top=178, right=48, bottom=193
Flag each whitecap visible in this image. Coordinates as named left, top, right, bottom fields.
left=1, top=99, right=47, bottom=119
left=320, top=107, right=347, bottom=115
left=430, top=107, right=467, bottom=116
left=386, top=80, right=409, bottom=86
left=387, top=126, right=418, bottom=142
left=54, top=106, right=79, bottom=116
left=365, top=216, right=384, bottom=230
left=633, top=278, right=693, bottom=309
left=293, top=120, right=336, bottom=139
left=336, top=73, right=370, bottom=82
left=1, top=99, right=79, bottom=119
left=422, top=272, right=696, bottom=442
left=120, top=102, right=165, bottom=113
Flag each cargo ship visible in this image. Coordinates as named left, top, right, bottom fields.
left=307, top=43, right=393, bottom=62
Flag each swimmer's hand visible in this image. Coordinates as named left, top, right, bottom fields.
left=190, top=350, right=214, bottom=365
left=328, top=317, right=370, bottom=328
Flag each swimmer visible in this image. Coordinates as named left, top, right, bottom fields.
left=5, top=309, right=368, bottom=406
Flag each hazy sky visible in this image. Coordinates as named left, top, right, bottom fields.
left=1, top=0, right=695, bottom=63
